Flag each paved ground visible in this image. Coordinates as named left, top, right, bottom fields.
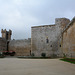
left=0, top=58, right=75, bottom=75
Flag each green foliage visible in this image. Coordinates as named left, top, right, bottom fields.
left=31, top=53, right=34, bottom=57
left=60, top=58, right=75, bottom=64
left=63, top=53, right=67, bottom=58
left=41, top=53, right=46, bottom=57
left=17, top=56, right=50, bottom=59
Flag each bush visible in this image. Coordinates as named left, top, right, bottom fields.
left=63, top=53, right=67, bottom=58
left=41, top=53, right=46, bottom=57
left=31, top=53, right=34, bottom=57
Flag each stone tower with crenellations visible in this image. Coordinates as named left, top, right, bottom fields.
left=1, top=29, right=12, bottom=41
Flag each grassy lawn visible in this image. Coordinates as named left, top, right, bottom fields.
left=60, top=58, right=75, bottom=64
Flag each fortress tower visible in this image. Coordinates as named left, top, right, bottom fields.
left=55, top=18, right=70, bottom=31
left=1, top=29, right=12, bottom=40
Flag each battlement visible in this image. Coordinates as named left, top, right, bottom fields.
left=55, top=18, right=70, bottom=24
left=1, top=29, right=12, bottom=34
left=55, top=18, right=70, bottom=31
left=1, top=29, right=12, bottom=40
left=1, top=29, right=6, bottom=33
left=9, top=29, right=12, bottom=35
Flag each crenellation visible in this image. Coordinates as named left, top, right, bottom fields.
left=1, top=29, right=12, bottom=40
left=9, top=29, right=12, bottom=35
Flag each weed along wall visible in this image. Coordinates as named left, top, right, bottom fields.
left=9, top=38, right=31, bottom=56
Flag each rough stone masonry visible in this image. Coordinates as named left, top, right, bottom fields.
left=31, top=18, right=70, bottom=57
left=0, top=17, right=75, bottom=58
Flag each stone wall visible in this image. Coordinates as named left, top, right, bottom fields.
left=9, top=38, right=31, bottom=56
left=63, top=19, right=75, bottom=58
left=31, top=25, right=57, bottom=57
left=31, top=18, right=70, bottom=57
left=0, top=38, right=7, bottom=51
left=55, top=18, right=70, bottom=57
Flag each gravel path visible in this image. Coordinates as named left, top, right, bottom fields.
left=0, top=58, right=75, bottom=75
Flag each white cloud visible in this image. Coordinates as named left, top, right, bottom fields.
left=0, top=0, right=75, bottom=39
left=63, top=11, right=75, bottom=19
left=13, top=0, right=23, bottom=5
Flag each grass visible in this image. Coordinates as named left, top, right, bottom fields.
left=60, top=58, right=75, bottom=64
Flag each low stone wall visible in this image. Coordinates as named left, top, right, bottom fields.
left=9, top=38, right=31, bottom=56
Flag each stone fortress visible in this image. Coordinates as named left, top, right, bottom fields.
left=0, top=17, right=75, bottom=58
left=0, top=29, right=31, bottom=56
left=31, top=18, right=70, bottom=57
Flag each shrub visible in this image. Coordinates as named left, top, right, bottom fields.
left=63, top=53, right=67, bottom=58
left=31, top=53, right=34, bottom=57
left=41, top=53, right=46, bottom=57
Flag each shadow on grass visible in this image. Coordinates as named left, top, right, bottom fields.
left=60, top=58, right=75, bottom=64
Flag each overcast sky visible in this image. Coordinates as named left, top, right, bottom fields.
left=0, top=0, right=75, bottom=39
